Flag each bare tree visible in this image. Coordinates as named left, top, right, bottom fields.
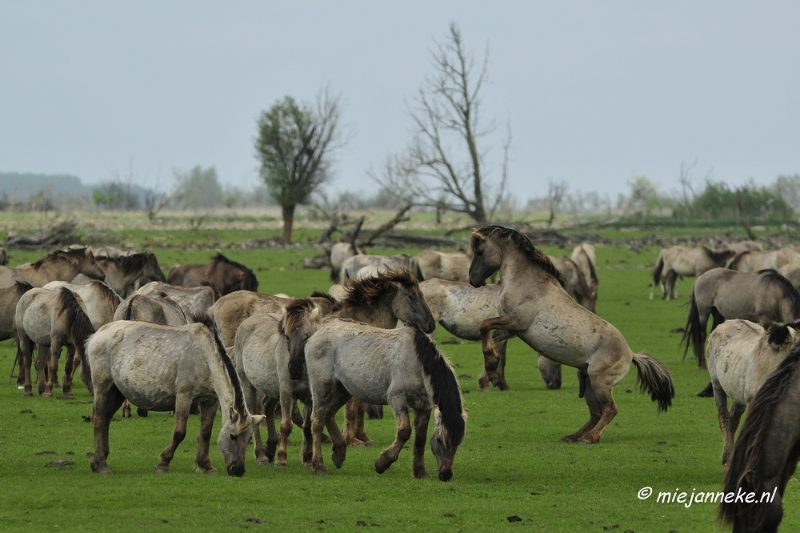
left=546, top=180, right=568, bottom=228
left=374, top=23, right=509, bottom=224
left=255, top=86, right=348, bottom=243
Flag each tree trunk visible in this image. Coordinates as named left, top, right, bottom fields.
left=282, top=204, right=296, bottom=244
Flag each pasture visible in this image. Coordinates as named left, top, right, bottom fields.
left=0, top=240, right=797, bottom=532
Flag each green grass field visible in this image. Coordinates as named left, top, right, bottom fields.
left=0, top=239, right=796, bottom=532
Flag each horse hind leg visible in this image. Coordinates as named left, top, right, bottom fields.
left=343, top=398, right=373, bottom=447
left=561, top=378, right=603, bottom=443
left=155, top=398, right=191, bottom=474
left=563, top=375, right=618, bottom=444
left=61, top=345, right=76, bottom=397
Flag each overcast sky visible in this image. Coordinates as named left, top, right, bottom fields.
left=1, top=1, right=798, bottom=204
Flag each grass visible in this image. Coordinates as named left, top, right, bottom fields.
left=0, top=238, right=798, bottom=532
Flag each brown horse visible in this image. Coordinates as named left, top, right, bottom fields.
left=95, top=252, right=166, bottom=297
left=682, top=268, right=800, bottom=370
left=412, top=249, right=471, bottom=282
left=88, top=314, right=264, bottom=476
left=650, top=246, right=737, bottom=300
left=15, top=287, right=95, bottom=397
left=469, top=225, right=674, bottom=444
left=0, top=248, right=105, bottom=288
left=168, top=252, right=258, bottom=295
left=718, top=338, right=800, bottom=533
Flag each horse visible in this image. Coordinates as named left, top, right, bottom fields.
left=212, top=290, right=336, bottom=349
left=650, top=246, right=737, bottom=300
left=15, top=287, right=95, bottom=397
left=0, top=281, right=35, bottom=384
left=548, top=255, right=597, bottom=313
left=300, top=323, right=467, bottom=481
left=468, top=225, right=674, bottom=443
left=95, top=252, right=166, bottom=297
left=706, top=319, right=800, bottom=465
left=339, top=254, right=414, bottom=284
left=43, top=280, right=122, bottom=330
left=168, top=252, right=258, bottom=295
left=136, top=281, right=218, bottom=318
left=329, top=241, right=360, bottom=281
left=114, top=292, right=188, bottom=326
left=681, top=268, right=800, bottom=370
left=0, top=248, right=105, bottom=288
left=0, top=246, right=7, bottom=266
left=419, top=279, right=514, bottom=391
left=717, top=240, right=762, bottom=254
left=779, top=261, right=800, bottom=291
left=412, top=249, right=471, bottom=282
left=571, top=243, right=599, bottom=296
left=718, top=338, right=800, bottom=532
left=87, top=314, right=265, bottom=476
left=726, top=248, right=800, bottom=273
left=234, top=299, right=323, bottom=467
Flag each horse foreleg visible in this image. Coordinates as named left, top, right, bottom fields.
left=310, top=401, right=328, bottom=475
left=260, top=395, right=279, bottom=466
left=375, top=399, right=411, bottom=475
left=90, top=384, right=125, bottom=474
left=19, top=336, right=34, bottom=397
left=156, top=399, right=191, bottom=473
left=478, top=316, right=518, bottom=384
left=411, top=408, right=432, bottom=479
left=194, top=400, right=218, bottom=474
left=537, top=354, right=562, bottom=390
left=327, top=401, right=349, bottom=469
left=479, top=336, right=511, bottom=391
left=713, top=384, right=733, bottom=465
left=43, top=342, right=62, bottom=397
left=301, top=401, right=314, bottom=466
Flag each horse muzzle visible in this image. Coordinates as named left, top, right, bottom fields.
left=469, top=276, right=486, bottom=288
left=226, top=462, right=246, bottom=477
left=288, top=361, right=303, bottom=381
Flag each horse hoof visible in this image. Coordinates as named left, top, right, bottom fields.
left=62, top=392, right=74, bottom=399
left=256, top=458, right=271, bottom=466
left=23, top=392, right=33, bottom=398
left=414, top=469, right=430, bottom=479
left=274, top=462, right=287, bottom=469
left=561, top=435, right=579, bottom=443
left=154, top=466, right=169, bottom=474
left=374, top=459, right=387, bottom=474
left=360, top=439, right=375, bottom=447
left=91, top=463, right=112, bottom=474
left=314, top=466, right=328, bottom=476
left=41, top=392, right=52, bottom=398
left=697, top=383, right=714, bottom=397
left=346, top=438, right=366, bottom=447
left=203, top=468, right=218, bottom=475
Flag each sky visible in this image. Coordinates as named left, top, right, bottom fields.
left=1, top=1, right=799, bottom=205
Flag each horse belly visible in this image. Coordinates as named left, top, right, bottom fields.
left=518, top=310, right=605, bottom=368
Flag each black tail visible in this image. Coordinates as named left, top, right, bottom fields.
left=680, top=291, right=704, bottom=364
left=58, top=288, right=95, bottom=389
left=652, top=255, right=664, bottom=290
left=412, top=328, right=465, bottom=447
left=192, top=312, right=248, bottom=415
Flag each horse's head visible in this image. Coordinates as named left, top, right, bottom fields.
left=282, top=299, right=322, bottom=381
left=217, top=407, right=264, bottom=477
left=143, top=253, right=167, bottom=282
left=389, top=272, right=435, bottom=334
left=468, top=230, right=501, bottom=288
left=80, top=251, right=107, bottom=280
left=430, top=405, right=468, bottom=482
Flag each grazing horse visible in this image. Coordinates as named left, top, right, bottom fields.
left=548, top=256, right=596, bottom=313
left=339, top=254, right=414, bottom=284
left=726, top=248, right=800, bottom=273
left=300, top=323, right=467, bottom=481
left=168, top=252, right=258, bottom=295
left=718, top=339, right=800, bottom=533
left=15, top=287, right=95, bottom=397
left=469, top=225, right=674, bottom=444
left=706, top=320, right=800, bottom=465
left=95, top=252, right=166, bottom=297
left=412, top=249, right=471, bottom=282
left=87, top=314, right=265, bottom=476
left=136, top=281, right=218, bottom=318
left=681, top=268, right=800, bottom=370
left=211, top=290, right=336, bottom=349
left=650, top=246, right=737, bottom=300
left=0, top=248, right=105, bottom=288
left=234, top=299, right=323, bottom=467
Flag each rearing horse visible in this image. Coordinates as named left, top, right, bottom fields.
left=468, top=225, right=674, bottom=444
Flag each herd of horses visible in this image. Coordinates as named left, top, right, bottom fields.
left=5, top=228, right=800, bottom=530
left=650, top=241, right=800, bottom=532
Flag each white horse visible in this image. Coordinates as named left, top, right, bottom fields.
left=87, top=314, right=264, bottom=476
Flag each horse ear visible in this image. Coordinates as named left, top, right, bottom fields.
left=228, top=406, right=240, bottom=423
left=250, top=414, right=265, bottom=427
left=310, top=306, right=320, bottom=320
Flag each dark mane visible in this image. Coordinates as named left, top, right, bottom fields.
left=30, top=248, right=88, bottom=269
left=412, top=328, right=465, bottom=448
left=96, top=253, right=154, bottom=277
left=719, top=338, right=800, bottom=529
left=192, top=312, right=249, bottom=414
left=310, top=291, right=337, bottom=305
left=472, top=225, right=564, bottom=285
left=14, top=281, right=34, bottom=295
left=758, top=269, right=800, bottom=317
left=279, top=298, right=316, bottom=335
left=702, top=246, right=737, bottom=265
left=200, top=281, right=222, bottom=300
left=727, top=251, right=750, bottom=270
left=334, top=269, right=419, bottom=311
left=86, top=280, right=123, bottom=307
